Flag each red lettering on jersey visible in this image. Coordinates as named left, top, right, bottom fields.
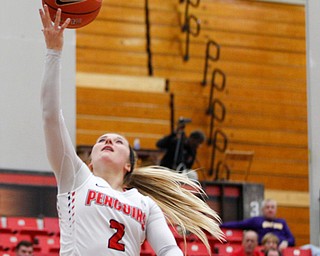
left=123, top=203, right=131, bottom=215
left=135, top=209, right=146, bottom=231
left=136, top=209, right=144, bottom=223
left=104, top=195, right=113, bottom=207
left=114, top=199, right=122, bottom=211
left=131, top=206, right=137, bottom=219
left=85, top=189, right=146, bottom=231
left=86, top=190, right=96, bottom=205
left=96, top=191, right=104, bottom=205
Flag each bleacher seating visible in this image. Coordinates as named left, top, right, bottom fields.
left=0, top=252, right=14, bottom=256
left=33, top=235, right=60, bottom=254
left=0, top=217, right=11, bottom=235
left=282, top=247, right=312, bottom=256
left=221, top=228, right=243, bottom=244
left=5, top=212, right=300, bottom=256
left=43, top=217, right=60, bottom=236
left=214, top=243, right=242, bottom=256
left=0, top=216, right=59, bottom=254
left=0, top=215, right=249, bottom=256
left=179, top=241, right=210, bottom=256
left=33, top=252, right=59, bottom=256
left=0, top=233, right=32, bottom=251
left=5, top=216, right=47, bottom=237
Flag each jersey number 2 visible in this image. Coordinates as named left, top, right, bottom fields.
left=108, top=219, right=125, bottom=251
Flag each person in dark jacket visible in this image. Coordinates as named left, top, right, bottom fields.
left=156, top=118, right=205, bottom=173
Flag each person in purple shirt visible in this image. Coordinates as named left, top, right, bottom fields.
left=221, top=199, right=295, bottom=250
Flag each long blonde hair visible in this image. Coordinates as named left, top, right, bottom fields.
left=124, top=165, right=225, bottom=254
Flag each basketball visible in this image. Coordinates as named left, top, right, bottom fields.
left=42, top=0, right=102, bottom=29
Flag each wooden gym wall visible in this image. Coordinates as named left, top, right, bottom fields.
left=76, top=0, right=309, bottom=245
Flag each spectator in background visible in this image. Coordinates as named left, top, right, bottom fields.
left=156, top=117, right=205, bottom=176
left=15, top=240, right=34, bottom=256
left=264, top=249, right=282, bottom=256
left=261, top=233, right=279, bottom=252
left=231, top=230, right=261, bottom=256
left=221, top=199, right=295, bottom=250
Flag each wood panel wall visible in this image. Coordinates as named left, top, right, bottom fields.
left=77, top=0, right=148, bottom=76
left=76, top=0, right=309, bottom=245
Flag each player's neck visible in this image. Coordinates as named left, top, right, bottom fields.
left=94, top=168, right=124, bottom=192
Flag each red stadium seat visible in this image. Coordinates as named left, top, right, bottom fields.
left=205, top=232, right=220, bottom=251
left=140, top=240, right=156, bottom=256
left=179, top=241, right=210, bottom=256
left=33, top=252, right=59, bottom=256
left=43, top=217, right=60, bottom=236
left=0, top=251, right=14, bottom=256
left=0, top=217, right=12, bottom=234
left=282, top=248, right=312, bottom=256
left=221, top=228, right=243, bottom=244
left=214, top=243, right=242, bottom=256
left=0, top=233, right=32, bottom=251
left=33, top=235, right=60, bottom=254
left=6, top=217, right=47, bottom=237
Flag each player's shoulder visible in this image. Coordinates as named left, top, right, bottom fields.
left=123, top=189, right=158, bottom=216
left=123, top=188, right=153, bottom=202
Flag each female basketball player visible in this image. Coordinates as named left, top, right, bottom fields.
left=39, top=5, right=224, bottom=255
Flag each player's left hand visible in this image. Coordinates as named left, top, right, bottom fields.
left=39, top=5, right=70, bottom=51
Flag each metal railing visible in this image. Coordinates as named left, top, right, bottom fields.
left=180, top=0, right=201, bottom=61
left=183, top=14, right=201, bottom=61
left=207, top=69, right=226, bottom=115
left=201, top=40, right=220, bottom=86
left=208, top=129, right=228, bottom=177
left=181, top=0, right=201, bottom=32
left=178, top=0, right=229, bottom=180
left=201, top=40, right=228, bottom=180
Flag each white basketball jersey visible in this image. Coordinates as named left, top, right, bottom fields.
left=57, top=165, right=155, bottom=256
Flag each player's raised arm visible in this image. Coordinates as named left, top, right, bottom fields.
left=39, top=5, right=84, bottom=193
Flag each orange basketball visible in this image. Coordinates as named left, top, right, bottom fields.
left=42, top=0, right=102, bottom=29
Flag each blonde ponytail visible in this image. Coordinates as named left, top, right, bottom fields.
left=124, top=166, right=225, bottom=255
